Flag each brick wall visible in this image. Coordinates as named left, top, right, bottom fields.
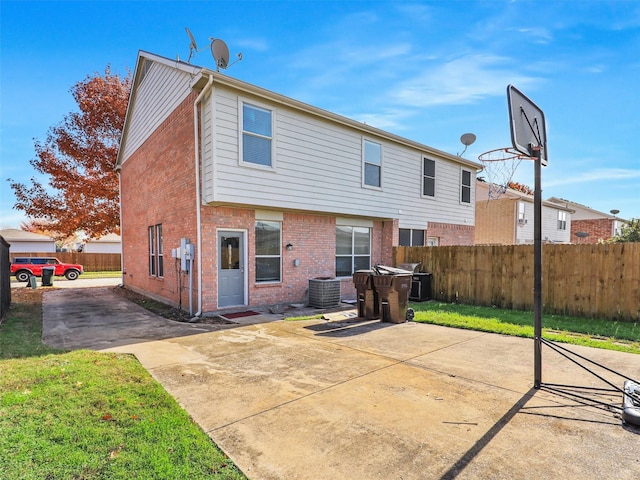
left=200, top=210, right=393, bottom=310
left=571, top=219, right=614, bottom=244
left=120, top=92, right=199, bottom=309
left=474, top=198, right=516, bottom=244
left=428, top=222, right=475, bottom=246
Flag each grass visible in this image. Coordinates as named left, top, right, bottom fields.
left=81, top=270, right=122, bottom=279
left=411, top=301, right=640, bottom=354
left=286, top=301, right=640, bottom=354
left=0, top=289, right=247, bottom=480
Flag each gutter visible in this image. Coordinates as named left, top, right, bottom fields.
left=193, top=73, right=214, bottom=317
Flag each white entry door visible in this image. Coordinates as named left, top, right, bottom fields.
left=218, top=231, right=245, bottom=307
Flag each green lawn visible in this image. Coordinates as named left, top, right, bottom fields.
left=0, top=289, right=246, bottom=480
left=410, top=301, right=640, bottom=354
left=287, top=301, right=640, bottom=354
left=81, top=270, right=122, bottom=278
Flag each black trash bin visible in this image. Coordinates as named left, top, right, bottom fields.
left=372, top=266, right=412, bottom=323
left=41, top=267, right=54, bottom=287
left=352, top=270, right=379, bottom=320
left=409, top=273, right=432, bottom=301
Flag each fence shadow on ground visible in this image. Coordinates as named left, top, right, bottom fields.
left=304, top=317, right=396, bottom=338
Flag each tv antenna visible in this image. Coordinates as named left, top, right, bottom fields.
left=182, top=27, right=242, bottom=71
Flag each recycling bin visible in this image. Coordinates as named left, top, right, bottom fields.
left=372, top=269, right=412, bottom=323
left=353, top=270, right=379, bottom=320
left=41, top=267, right=54, bottom=287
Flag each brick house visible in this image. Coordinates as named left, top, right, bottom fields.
left=475, top=181, right=574, bottom=245
left=116, top=51, right=480, bottom=314
left=546, top=197, right=624, bottom=244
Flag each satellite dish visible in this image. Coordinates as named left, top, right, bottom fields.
left=458, top=132, right=476, bottom=156
left=610, top=209, right=620, bottom=215
left=211, top=39, right=230, bottom=70
left=460, top=133, right=477, bottom=146
left=575, top=231, right=589, bottom=238
left=185, top=27, right=198, bottom=63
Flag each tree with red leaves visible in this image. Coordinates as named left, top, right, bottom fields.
left=507, top=181, right=534, bottom=195
left=9, top=66, right=131, bottom=240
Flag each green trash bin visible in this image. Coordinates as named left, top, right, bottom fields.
left=41, top=267, right=54, bottom=287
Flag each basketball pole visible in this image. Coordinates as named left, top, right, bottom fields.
left=532, top=144, right=543, bottom=389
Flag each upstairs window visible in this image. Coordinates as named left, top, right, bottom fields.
left=255, top=221, right=281, bottom=283
left=242, top=102, right=273, bottom=167
left=518, top=202, right=527, bottom=225
left=557, top=211, right=567, bottom=231
left=461, top=169, right=472, bottom=204
left=422, top=158, right=435, bottom=197
left=363, top=139, right=382, bottom=188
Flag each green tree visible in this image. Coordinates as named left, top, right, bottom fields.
left=9, top=66, right=131, bottom=239
left=609, top=218, right=640, bottom=243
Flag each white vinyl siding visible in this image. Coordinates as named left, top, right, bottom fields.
left=201, top=86, right=477, bottom=227
left=120, top=60, right=195, bottom=163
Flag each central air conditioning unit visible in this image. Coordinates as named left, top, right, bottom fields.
left=308, top=277, right=341, bottom=308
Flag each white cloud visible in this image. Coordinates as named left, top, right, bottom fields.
left=545, top=168, right=640, bottom=187
left=236, top=37, right=269, bottom=52
left=391, top=54, right=540, bottom=107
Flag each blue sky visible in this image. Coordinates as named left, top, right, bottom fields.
left=2, top=0, right=639, bottom=229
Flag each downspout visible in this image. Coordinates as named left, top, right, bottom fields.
left=193, top=73, right=214, bottom=317
left=117, top=171, right=124, bottom=283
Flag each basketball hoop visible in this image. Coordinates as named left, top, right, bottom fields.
left=478, top=147, right=535, bottom=199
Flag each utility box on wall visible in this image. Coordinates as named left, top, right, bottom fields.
left=308, top=277, right=341, bottom=308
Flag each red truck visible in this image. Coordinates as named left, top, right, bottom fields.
left=11, top=257, right=84, bottom=281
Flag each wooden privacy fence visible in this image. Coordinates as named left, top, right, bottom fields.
left=395, top=243, right=640, bottom=321
left=10, top=252, right=122, bottom=272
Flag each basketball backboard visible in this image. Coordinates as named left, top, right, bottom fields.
left=507, top=85, right=548, bottom=166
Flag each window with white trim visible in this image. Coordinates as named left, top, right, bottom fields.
left=461, top=169, right=472, bottom=203
left=336, top=226, right=371, bottom=277
left=422, top=158, right=435, bottom=197
left=557, top=211, right=567, bottom=231
left=363, top=139, right=382, bottom=188
left=399, top=229, right=425, bottom=247
left=149, top=224, right=163, bottom=277
left=255, top=221, right=281, bottom=282
left=242, top=102, right=273, bottom=167
left=518, top=202, right=526, bottom=225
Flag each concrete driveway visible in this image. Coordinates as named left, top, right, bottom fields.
left=42, top=287, right=640, bottom=479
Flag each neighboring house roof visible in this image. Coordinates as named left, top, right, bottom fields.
left=476, top=182, right=574, bottom=212
left=86, top=233, right=121, bottom=243
left=116, top=51, right=482, bottom=171
left=0, top=229, right=55, bottom=243
left=546, top=197, right=625, bottom=221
